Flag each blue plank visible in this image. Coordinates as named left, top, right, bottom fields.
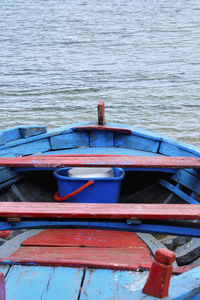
left=0, top=221, right=200, bottom=238
left=159, top=179, right=199, bottom=204
left=171, top=170, right=200, bottom=195
left=115, top=133, right=160, bottom=153
left=42, top=267, right=84, bottom=300
left=36, top=147, right=161, bottom=156
left=90, top=130, right=114, bottom=147
left=159, top=140, right=200, bottom=157
left=0, top=128, right=21, bottom=146
left=50, top=132, right=89, bottom=150
left=0, top=138, right=51, bottom=157
left=0, top=167, right=17, bottom=184
left=80, top=269, right=149, bottom=300
left=19, top=126, right=47, bottom=138
left=104, top=123, right=163, bottom=141
left=6, top=265, right=53, bottom=300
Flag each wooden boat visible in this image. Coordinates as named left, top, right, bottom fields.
left=0, top=102, right=200, bottom=299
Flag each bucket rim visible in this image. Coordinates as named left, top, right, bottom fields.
left=54, top=167, right=125, bottom=181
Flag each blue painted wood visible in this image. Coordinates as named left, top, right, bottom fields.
left=42, top=267, right=84, bottom=300
left=171, top=170, right=200, bottom=195
left=80, top=268, right=149, bottom=300
left=5, top=265, right=53, bottom=300
left=19, top=126, right=47, bottom=138
left=104, top=123, right=163, bottom=141
left=36, top=147, right=161, bottom=156
left=90, top=130, right=114, bottom=147
left=0, top=128, right=21, bottom=146
left=0, top=168, right=17, bottom=184
left=0, top=138, right=51, bottom=157
left=50, top=132, right=89, bottom=150
left=0, top=122, right=87, bottom=151
left=0, top=220, right=200, bottom=238
left=0, top=126, right=47, bottom=147
left=115, top=133, right=160, bottom=153
left=159, top=140, right=200, bottom=157
left=0, top=177, right=21, bottom=191
left=159, top=179, right=199, bottom=204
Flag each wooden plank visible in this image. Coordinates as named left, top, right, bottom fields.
left=0, top=139, right=51, bottom=157
left=42, top=267, right=84, bottom=300
left=8, top=246, right=152, bottom=270
left=90, top=130, right=114, bottom=147
left=159, top=140, right=200, bottom=157
left=0, top=202, right=200, bottom=220
left=6, top=265, right=53, bottom=300
left=22, top=229, right=146, bottom=248
left=19, top=126, right=47, bottom=138
left=115, top=133, right=160, bottom=153
left=80, top=269, right=149, bottom=300
left=1, top=155, right=200, bottom=168
left=50, top=132, right=89, bottom=150
left=159, top=179, right=199, bottom=204
left=74, top=125, right=132, bottom=134
left=172, top=169, right=200, bottom=195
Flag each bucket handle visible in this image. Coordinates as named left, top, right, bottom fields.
left=54, top=180, right=94, bottom=202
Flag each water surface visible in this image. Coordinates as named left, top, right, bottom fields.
left=1, top=0, right=200, bottom=145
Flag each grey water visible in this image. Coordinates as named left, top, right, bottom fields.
left=1, top=0, right=200, bottom=145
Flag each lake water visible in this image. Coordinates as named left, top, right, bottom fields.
left=1, top=0, right=200, bottom=145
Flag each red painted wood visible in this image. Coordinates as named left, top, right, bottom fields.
left=142, top=248, right=176, bottom=298
left=97, top=101, right=105, bottom=126
left=9, top=246, right=153, bottom=271
left=0, top=202, right=200, bottom=220
left=22, top=229, right=145, bottom=248
left=0, top=155, right=200, bottom=168
left=0, top=273, right=5, bottom=300
left=74, top=126, right=131, bottom=134
left=0, top=230, right=10, bottom=238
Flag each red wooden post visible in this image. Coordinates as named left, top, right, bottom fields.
left=142, top=248, right=176, bottom=298
left=0, top=272, right=5, bottom=300
left=97, top=101, right=105, bottom=126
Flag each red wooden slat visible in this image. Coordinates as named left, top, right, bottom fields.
left=8, top=246, right=153, bottom=271
left=0, top=202, right=200, bottom=220
left=74, top=126, right=131, bottom=134
left=0, top=155, right=200, bottom=168
left=22, top=229, right=144, bottom=248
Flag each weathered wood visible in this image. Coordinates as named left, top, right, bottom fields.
left=0, top=202, right=200, bottom=220
left=115, top=133, right=160, bottom=153
left=0, top=138, right=51, bottom=157
left=90, top=130, right=114, bottom=147
left=142, top=248, right=176, bottom=298
left=6, top=265, right=84, bottom=300
left=8, top=246, right=152, bottom=270
left=0, top=155, right=200, bottom=168
left=50, top=132, right=89, bottom=150
left=176, top=237, right=200, bottom=265
left=97, top=101, right=105, bottom=126
left=74, top=125, right=132, bottom=134
left=22, top=229, right=144, bottom=248
left=80, top=269, right=149, bottom=300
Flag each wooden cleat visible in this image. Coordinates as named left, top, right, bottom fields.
left=142, top=248, right=176, bottom=298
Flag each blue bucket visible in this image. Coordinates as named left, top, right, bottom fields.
left=54, top=167, right=124, bottom=203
